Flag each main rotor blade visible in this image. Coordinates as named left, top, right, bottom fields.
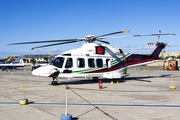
left=96, top=39, right=110, bottom=44
left=100, top=33, right=176, bottom=39
left=31, top=41, right=78, bottom=50
left=97, top=31, right=129, bottom=37
left=4, top=39, right=78, bottom=47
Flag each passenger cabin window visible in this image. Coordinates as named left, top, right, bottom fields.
left=65, top=58, right=73, bottom=68
left=106, top=59, right=110, bottom=68
left=50, top=57, right=64, bottom=68
left=88, top=58, right=95, bottom=68
left=77, top=58, right=85, bottom=68
left=96, top=59, right=103, bottom=68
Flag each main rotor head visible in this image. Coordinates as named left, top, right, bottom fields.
left=85, top=35, right=96, bottom=43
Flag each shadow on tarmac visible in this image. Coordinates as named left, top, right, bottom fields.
left=57, top=78, right=115, bottom=85
left=52, top=74, right=171, bottom=85
left=121, top=74, right=171, bottom=82
left=72, top=117, right=79, bottom=120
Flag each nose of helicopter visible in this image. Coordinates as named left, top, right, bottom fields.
left=32, top=66, right=49, bottom=77
left=32, top=67, right=41, bottom=76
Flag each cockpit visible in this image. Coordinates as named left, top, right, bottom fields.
left=49, top=57, right=65, bottom=68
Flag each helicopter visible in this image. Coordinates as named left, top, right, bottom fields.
left=4, top=31, right=176, bottom=85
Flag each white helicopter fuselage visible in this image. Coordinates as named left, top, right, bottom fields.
left=32, top=43, right=128, bottom=79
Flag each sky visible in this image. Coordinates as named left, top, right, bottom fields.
left=0, top=0, right=179, bottom=59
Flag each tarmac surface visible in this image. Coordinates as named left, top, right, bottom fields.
left=0, top=66, right=180, bottom=120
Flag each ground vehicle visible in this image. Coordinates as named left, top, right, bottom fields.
left=167, top=60, right=178, bottom=70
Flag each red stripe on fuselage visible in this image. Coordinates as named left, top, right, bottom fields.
left=126, top=58, right=156, bottom=66
left=84, top=58, right=159, bottom=74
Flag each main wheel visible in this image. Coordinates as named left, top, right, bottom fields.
left=112, top=79, right=118, bottom=83
left=93, top=77, right=98, bottom=82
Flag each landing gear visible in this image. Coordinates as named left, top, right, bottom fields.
left=113, top=79, right=118, bottom=83
left=93, top=77, right=98, bottom=82
left=51, top=78, right=58, bottom=85
left=2, top=67, right=10, bottom=72
left=111, top=79, right=119, bottom=84
left=49, top=69, right=60, bottom=85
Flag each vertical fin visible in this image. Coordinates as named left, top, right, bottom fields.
left=7, top=56, right=13, bottom=62
left=151, top=43, right=166, bottom=58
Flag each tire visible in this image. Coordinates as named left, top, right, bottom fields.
left=93, top=77, right=98, bottom=82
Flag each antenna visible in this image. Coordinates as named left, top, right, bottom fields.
left=157, top=30, right=161, bottom=43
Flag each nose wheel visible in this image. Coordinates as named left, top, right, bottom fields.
left=49, top=69, right=60, bottom=85
left=51, top=77, right=58, bottom=85
left=51, top=78, right=58, bottom=85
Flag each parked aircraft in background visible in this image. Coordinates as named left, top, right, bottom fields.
left=0, top=55, right=24, bottom=71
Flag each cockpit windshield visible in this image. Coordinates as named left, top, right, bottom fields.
left=48, top=57, right=56, bottom=64
left=49, top=57, right=65, bottom=68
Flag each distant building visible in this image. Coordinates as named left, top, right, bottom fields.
left=160, top=52, right=180, bottom=57
left=146, top=52, right=180, bottom=67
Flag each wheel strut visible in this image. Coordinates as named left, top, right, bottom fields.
left=51, top=77, right=58, bottom=85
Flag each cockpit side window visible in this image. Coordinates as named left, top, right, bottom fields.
left=88, top=58, right=95, bottom=68
left=77, top=58, right=85, bottom=68
left=50, top=57, right=65, bottom=68
left=65, top=58, right=73, bottom=68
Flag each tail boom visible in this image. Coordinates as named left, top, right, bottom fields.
left=126, top=42, right=166, bottom=67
